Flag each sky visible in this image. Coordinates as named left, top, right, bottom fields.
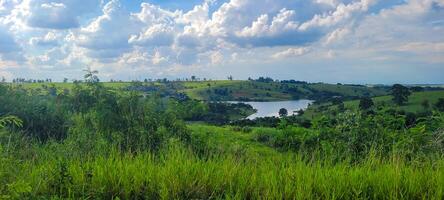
left=0, top=0, right=443, bottom=84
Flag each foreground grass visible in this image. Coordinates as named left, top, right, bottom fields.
left=1, top=144, right=444, bottom=199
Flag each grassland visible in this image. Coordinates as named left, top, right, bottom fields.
left=304, top=90, right=444, bottom=118
left=342, top=90, right=444, bottom=112
left=2, top=126, right=444, bottom=199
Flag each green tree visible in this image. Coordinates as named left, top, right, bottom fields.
left=391, top=84, right=411, bottom=105
left=359, top=97, right=374, bottom=110
left=279, top=108, right=288, bottom=117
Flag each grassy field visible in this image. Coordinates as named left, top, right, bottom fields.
left=2, top=126, right=444, bottom=199
left=304, top=90, right=444, bottom=118
left=189, top=124, right=279, bottom=156
left=343, top=90, right=444, bottom=112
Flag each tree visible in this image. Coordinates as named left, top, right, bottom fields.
left=227, top=75, right=233, bottom=81
left=359, top=97, right=374, bottom=110
left=436, top=98, right=444, bottom=112
left=296, top=109, right=304, bottom=116
left=191, top=76, right=196, bottom=81
left=391, top=84, right=411, bottom=105
left=83, top=67, right=100, bottom=84
left=63, top=78, right=68, bottom=83
left=279, top=108, right=288, bottom=117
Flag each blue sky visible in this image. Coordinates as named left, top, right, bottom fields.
left=0, top=0, right=443, bottom=84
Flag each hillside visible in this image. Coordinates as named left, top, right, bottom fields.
left=12, top=80, right=389, bottom=102
left=180, top=81, right=390, bottom=101
left=304, top=90, right=444, bottom=118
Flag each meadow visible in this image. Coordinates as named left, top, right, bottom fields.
left=304, top=90, right=444, bottom=118
left=1, top=78, right=444, bottom=199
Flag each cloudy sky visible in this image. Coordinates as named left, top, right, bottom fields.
left=0, top=0, right=443, bottom=84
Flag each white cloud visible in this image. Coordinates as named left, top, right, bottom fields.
left=132, top=2, right=179, bottom=25
left=272, top=47, right=310, bottom=59
left=236, top=8, right=299, bottom=41
left=0, top=0, right=443, bottom=83
left=315, top=0, right=339, bottom=7
left=299, top=0, right=375, bottom=31
left=129, top=24, right=175, bottom=46
left=29, top=31, right=59, bottom=46
left=74, top=0, right=137, bottom=61
left=151, top=51, right=168, bottom=65
left=179, top=1, right=209, bottom=25
left=325, top=28, right=350, bottom=44
left=12, top=0, right=101, bottom=29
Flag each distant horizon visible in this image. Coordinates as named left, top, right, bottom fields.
left=5, top=76, right=444, bottom=86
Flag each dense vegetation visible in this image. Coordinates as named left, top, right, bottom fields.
left=1, top=76, right=444, bottom=199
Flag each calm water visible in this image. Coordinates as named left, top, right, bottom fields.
left=230, top=100, right=313, bottom=120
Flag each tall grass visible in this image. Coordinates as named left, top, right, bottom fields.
left=1, top=143, right=443, bottom=199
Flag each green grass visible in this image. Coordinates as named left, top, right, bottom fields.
left=343, top=90, right=444, bottom=112
left=309, top=83, right=388, bottom=97
left=189, top=124, right=278, bottom=156
left=304, top=90, right=444, bottom=118
left=2, top=143, right=444, bottom=199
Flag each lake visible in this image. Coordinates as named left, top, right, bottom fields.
left=229, top=100, right=313, bottom=119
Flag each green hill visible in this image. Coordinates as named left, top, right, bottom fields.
left=12, top=80, right=390, bottom=102
left=304, top=90, right=444, bottom=118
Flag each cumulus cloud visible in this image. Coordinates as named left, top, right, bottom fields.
left=325, top=28, right=350, bottom=44
left=237, top=9, right=298, bottom=37
left=77, top=0, right=130, bottom=48
left=10, top=0, right=101, bottom=29
left=299, top=0, right=376, bottom=31
left=344, top=0, right=444, bottom=52
left=29, top=31, right=59, bottom=46
left=0, top=0, right=443, bottom=82
left=272, top=47, right=310, bottom=59
left=129, top=24, right=175, bottom=46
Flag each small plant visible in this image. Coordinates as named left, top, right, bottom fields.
left=0, top=116, right=23, bottom=129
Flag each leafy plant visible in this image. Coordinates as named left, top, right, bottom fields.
left=0, top=116, right=23, bottom=129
